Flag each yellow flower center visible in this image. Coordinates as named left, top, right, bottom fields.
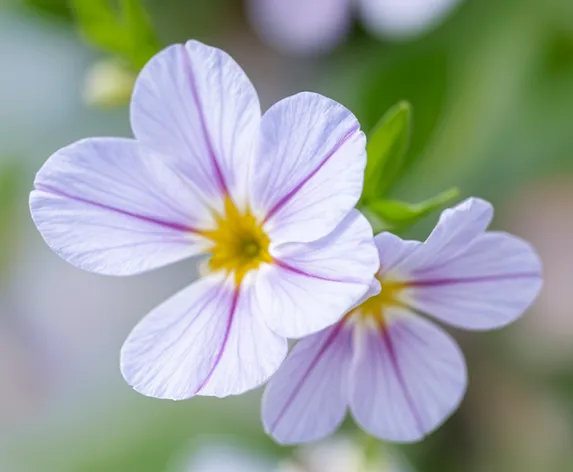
left=351, top=275, right=407, bottom=327
left=200, top=197, right=272, bottom=283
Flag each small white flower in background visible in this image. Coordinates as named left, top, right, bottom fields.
left=276, top=436, right=408, bottom=472
left=180, top=437, right=408, bottom=472
left=30, top=40, right=378, bottom=400
left=263, top=198, right=543, bottom=444
left=82, top=59, right=136, bottom=108
left=178, top=443, right=270, bottom=472
left=247, top=0, right=464, bottom=55
left=358, top=0, right=464, bottom=40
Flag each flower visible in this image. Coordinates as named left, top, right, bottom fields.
left=177, top=436, right=408, bottom=472
left=247, top=0, right=464, bottom=56
left=262, top=198, right=543, bottom=443
left=82, top=59, right=136, bottom=109
left=29, top=40, right=378, bottom=400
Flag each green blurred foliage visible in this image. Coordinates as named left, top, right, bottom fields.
left=362, top=101, right=412, bottom=201
left=70, top=0, right=161, bottom=70
left=0, top=162, right=26, bottom=272
left=365, top=187, right=459, bottom=234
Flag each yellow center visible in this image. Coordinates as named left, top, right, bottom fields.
left=200, top=198, right=271, bottom=283
left=350, top=275, right=407, bottom=328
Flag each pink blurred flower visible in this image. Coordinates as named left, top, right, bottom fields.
left=30, top=40, right=378, bottom=401
left=263, top=198, right=542, bottom=443
left=247, top=0, right=464, bottom=55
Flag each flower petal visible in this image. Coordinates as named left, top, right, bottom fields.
left=30, top=138, right=211, bottom=276
left=131, top=41, right=261, bottom=207
left=252, top=92, right=367, bottom=244
left=247, top=0, right=351, bottom=55
left=120, top=273, right=287, bottom=400
left=375, top=232, right=421, bottom=275
left=397, top=197, right=494, bottom=274
left=262, top=323, right=353, bottom=444
left=403, top=231, right=543, bottom=330
left=349, top=310, right=467, bottom=442
left=255, top=210, right=378, bottom=338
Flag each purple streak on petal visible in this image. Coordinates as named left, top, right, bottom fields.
left=268, top=320, right=346, bottom=433
left=195, top=285, right=240, bottom=393
left=35, top=183, right=200, bottom=234
left=180, top=47, right=230, bottom=196
left=407, top=272, right=541, bottom=287
left=379, top=323, right=425, bottom=436
left=272, top=258, right=364, bottom=284
left=263, top=123, right=360, bottom=223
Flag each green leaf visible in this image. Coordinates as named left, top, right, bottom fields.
left=70, top=0, right=126, bottom=55
left=364, top=187, right=460, bottom=233
left=362, top=101, right=412, bottom=202
left=120, top=0, right=161, bottom=69
left=70, top=0, right=160, bottom=70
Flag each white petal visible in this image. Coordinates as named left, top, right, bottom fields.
left=197, top=275, right=288, bottom=397
left=375, top=232, right=421, bottom=275
left=30, top=138, right=210, bottom=276
left=120, top=273, right=287, bottom=400
left=262, top=323, right=353, bottom=444
left=247, top=0, right=351, bottom=55
left=252, top=92, right=367, bottom=244
left=255, top=210, right=379, bottom=338
left=403, top=231, right=543, bottom=330
left=349, top=310, right=467, bottom=442
left=396, top=197, right=493, bottom=274
left=131, top=41, right=261, bottom=208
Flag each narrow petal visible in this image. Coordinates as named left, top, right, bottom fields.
left=255, top=211, right=379, bottom=338
left=349, top=310, right=467, bottom=442
left=120, top=273, right=287, bottom=400
left=131, top=41, right=261, bottom=208
left=247, top=0, right=352, bottom=55
left=252, top=92, right=367, bottom=244
left=262, top=322, right=353, bottom=444
left=375, top=232, right=420, bottom=275
left=403, top=231, right=543, bottom=330
left=397, top=198, right=494, bottom=274
left=30, top=138, right=211, bottom=276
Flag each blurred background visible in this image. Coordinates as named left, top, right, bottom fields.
left=1, top=0, right=573, bottom=470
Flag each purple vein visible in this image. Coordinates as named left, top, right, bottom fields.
left=264, top=124, right=360, bottom=223
left=273, top=259, right=362, bottom=284
left=35, top=184, right=198, bottom=233
left=406, top=272, right=540, bottom=288
left=194, top=285, right=241, bottom=393
left=182, top=48, right=230, bottom=195
left=379, top=322, right=425, bottom=436
left=269, top=321, right=345, bottom=432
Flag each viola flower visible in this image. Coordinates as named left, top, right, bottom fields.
left=29, top=40, right=378, bottom=400
left=262, top=198, right=543, bottom=443
left=247, top=0, right=464, bottom=56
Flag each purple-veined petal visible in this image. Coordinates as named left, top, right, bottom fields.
left=120, top=273, right=287, bottom=400
left=246, top=0, right=352, bottom=56
left=349, top=309, right=467, bottom=442
left=255, top=210, right=378, bottom=338
left=131, top=41, right=261, bottom=209
left=402, top=231, right=543, bottom=330
left=30, top=138, right=211, bottom=276
left=196, top=274, right=288, bottom=396
left=358, top=0, right=464, bottom=40
left=375, top=232, right=421, bottom=276
left=396, top=197, right=493, bottom=275
left=262, top=322, right=353, bottom=444
left=252, top=92, right=367, bottom=245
